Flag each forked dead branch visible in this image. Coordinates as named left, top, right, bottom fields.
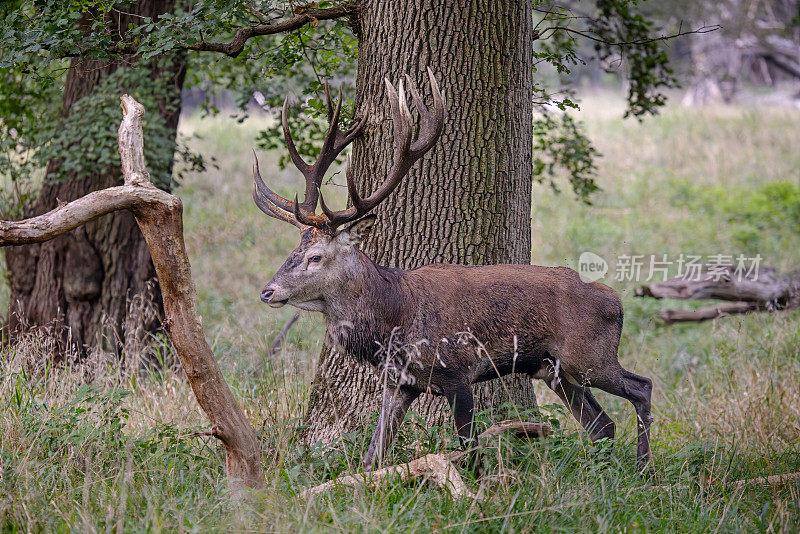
left=0, top=96, right=263, bottom=490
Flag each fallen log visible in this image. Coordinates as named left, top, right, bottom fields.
left=0, top=96, right=263, bottom=490
left=301, top=452, right=475, bottom=499
left=301, top=419, right=551, bottom=499
left=635, top=265, right=800, bottom=324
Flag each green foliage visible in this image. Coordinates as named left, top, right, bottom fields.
left=0, top=53, right=203, bottom=217
left=0, top=0, right=689, bottom=207
left=590, top=0, right=679, bottom=118
left=670, top=179, right=800, bottom=250
left=533, top=111, right=599, bottom=203
left=0, top=2, right=213, bottom=215
left=0, top=60, right=62, bottom=216
left=527, top=0, right=682, bottom=197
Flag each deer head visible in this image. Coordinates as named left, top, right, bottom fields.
left=253, top=68, right=445, bottom=312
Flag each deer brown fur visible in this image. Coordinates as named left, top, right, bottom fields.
left=254, top=70, right=653, bottom=471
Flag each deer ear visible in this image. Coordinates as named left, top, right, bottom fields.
left=338, top=214, right=377, bottom=245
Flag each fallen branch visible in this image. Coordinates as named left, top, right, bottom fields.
left=0, top=96, right=263, bottom=490
left=655, top=301, right=758, bottom=325
left=301, top=419, right=551, bottom=499
left=730, top=471, right=800, bottom=489
left=636, top=265, right=800, bottom=324
left=301, top=452, right=474, bottom=499
left=267, top=311, right=301, bottom=358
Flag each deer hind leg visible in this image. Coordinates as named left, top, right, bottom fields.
left=591, top=366, right=653, bottom=470
left=444, top=381, right=477, bottom=450
left=364, top=385, right=420, bottom=471
left=546, top=374, right=616, bottom=441
left=443, top=381, right=483, bottom=474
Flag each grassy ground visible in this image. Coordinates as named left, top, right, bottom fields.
left=2, top=93, right=800, bottom=532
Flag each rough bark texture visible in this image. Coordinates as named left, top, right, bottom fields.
left=303, top=0, right=537, bottom=445
left=4, top=1, right=186, bottom=357
left=0, top=96, right=263, bottom=490
left=636, top=264, right=800, bottom=324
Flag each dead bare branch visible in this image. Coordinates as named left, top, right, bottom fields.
left=656, top=302, right=758, bottom=325
left=636, top=265, right=800, bottom=324
left=0, top=95, right=264, bottom=490
left=301, top=452, right=475, bottom=499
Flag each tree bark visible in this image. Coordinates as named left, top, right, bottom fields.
left=4, top=1, right=186, bottom=358
left=303, top=0, right=538, bottom=445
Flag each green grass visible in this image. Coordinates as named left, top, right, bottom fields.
left=2, top=94, right=800, bottom=532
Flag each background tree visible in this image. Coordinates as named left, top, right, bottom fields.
left=681, top=0, right=800, bottom=106
left=0, top=1, right=189, bottom=357
left=2, top=0, right=693, bottom=438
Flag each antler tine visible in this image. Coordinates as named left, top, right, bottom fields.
left=252, top=150, right=304, bottom=229
left=383, top=76, right=407, bottom=146
left=318, top=84, right=344, bottom=159
left=319, top=153, right=366, bottom=222
left=344, top=152, right=367, bottom=212
left=408, top=67, right=446, bottom=157
left=348, top=79, right=414, bottom=211
left=338, top=113, right=369, bottom=149
left=324, top=79, right=334, bottom=123
left=321, top=70, right=446, bottom=230
left=252, top=150, right=295, bottom=212
left=282, top=96, right=313, bottom=177
left=282, top=94, right=324, bottom=214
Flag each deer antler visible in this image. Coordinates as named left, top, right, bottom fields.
left=253, top=68, right=446, bottom=232
left=252, top=80, right=368, bottom=229
left=319, top=67, right=445, bottom=229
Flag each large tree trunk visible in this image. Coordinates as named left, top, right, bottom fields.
left=4, top=1, right=186, bottom=358
left=303, top=0, right=537, bottom=445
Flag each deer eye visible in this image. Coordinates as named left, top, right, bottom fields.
left=309, top=255, right=322, bottom=263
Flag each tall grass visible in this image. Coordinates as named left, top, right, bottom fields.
left=1, top=94, right=799, bottom=531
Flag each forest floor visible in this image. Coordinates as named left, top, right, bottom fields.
left=2, top=93, right=800, bottom=532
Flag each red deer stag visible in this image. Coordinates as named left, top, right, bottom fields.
left=253, top=68, right=653, bottom=470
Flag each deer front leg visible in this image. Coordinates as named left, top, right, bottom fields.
left=364, top=385, right=419, bottom=471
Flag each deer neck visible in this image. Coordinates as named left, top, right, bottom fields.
left=323, top=250, right=406, bottom=364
